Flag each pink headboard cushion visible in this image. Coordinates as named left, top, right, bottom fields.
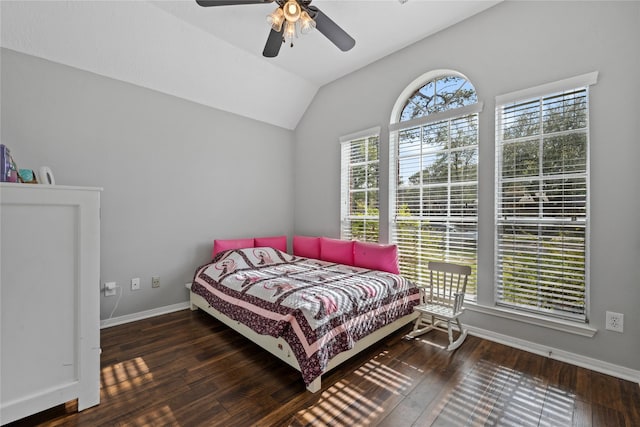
left=353, top=241, right=400, bottom=274
left=254, top=235, right=287, bottom=252
left=320, top=237, right=355, bottom=266
left=212, top=238, right=255, bottom=258
left=293, top=235, right=321, bottom=259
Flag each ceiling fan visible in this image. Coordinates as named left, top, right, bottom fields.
left=196, top=0, right=356, bottom=58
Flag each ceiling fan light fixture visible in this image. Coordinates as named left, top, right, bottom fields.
left=284, top=20, right=297, bottom=44
left=267, top=7, right=284, bottom=31
left=299, top=10, right=316, bottom=34
left=283, top=0, right=301, bottom=22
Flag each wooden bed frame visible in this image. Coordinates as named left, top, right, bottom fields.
left=188, top=288, right=418, bottom=393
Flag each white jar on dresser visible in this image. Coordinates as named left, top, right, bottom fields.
left=0, top=183, right=101, bottom=425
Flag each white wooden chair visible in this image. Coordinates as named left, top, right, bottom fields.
left=409, top=261, right=472, bottom=351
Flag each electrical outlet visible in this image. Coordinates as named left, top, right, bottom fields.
left=152, top=276, right=160, bottom=288
left=131, top=277, right=141, bottom=291
left=605, top=311, right=624, bottom=333
left=104, top=281, right=117, bottom=297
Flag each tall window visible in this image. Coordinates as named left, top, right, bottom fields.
left=390, top=73, right=481, bottom=294
left=495, top=72, right=597, bottom=321
left=340, top=127, right=380, bottom=242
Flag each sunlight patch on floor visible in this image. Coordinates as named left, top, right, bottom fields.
left=296, top=380, right=384, bottom=426
left=408, top=334, right=447, bottom=350
left=354, top=352, right=414, bottom=394
left=100, top=357, right=153, bottom=398
left=294, top=350, right=423, bottom=426
left=434, top=359, right=576, bottom=426
left=127, top=404, right=180, bottom=426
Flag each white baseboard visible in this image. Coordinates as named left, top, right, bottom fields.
left=100, top=301, right=190, bottom=329
left=467, top=325, right=640, bottom=384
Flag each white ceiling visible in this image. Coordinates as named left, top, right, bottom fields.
left=1, top=0, right=500, bottom=129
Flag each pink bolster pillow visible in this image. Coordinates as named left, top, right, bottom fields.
left=353, top=241, right=400, bottom=274
left=320, top=237, right=354, bottom=266
left=293, top=235, right=320, bottom=259
left=212, top=238, right=255, bottom=258
left=254, top=235, right=287, bottom=252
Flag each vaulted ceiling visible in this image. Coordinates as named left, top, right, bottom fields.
left=1, top=0, right=500, bottom=129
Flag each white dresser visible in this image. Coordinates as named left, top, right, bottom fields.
left=0, top=184, right=101, bottom=425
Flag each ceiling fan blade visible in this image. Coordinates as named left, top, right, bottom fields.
left=263, top=28, right=284, bottom=58
left=308, top=6, right=355, bottom=52
left=196, top=0, right=273, bottom=6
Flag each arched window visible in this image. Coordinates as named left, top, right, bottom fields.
left=389, top=71, right=482, bottom=295
left=400, top=75, right=478, bottom=120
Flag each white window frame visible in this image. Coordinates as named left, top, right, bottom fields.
left=389, top=70, right=482, bottom=291
left=494, top=72, right=598, bottom=323
left=340, top=127, right=381, bottom=242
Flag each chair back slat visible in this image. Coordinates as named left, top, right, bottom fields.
left=427, top=261, right=471, bottom=312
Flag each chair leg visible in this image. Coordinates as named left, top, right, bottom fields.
left=446, top=317, right=468, bottom=351
left=408, top=314, right=435, bottom=338
left=410, top=314, right=468, bottom=351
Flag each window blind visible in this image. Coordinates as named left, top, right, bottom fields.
left=340, top=130, right=380, bottom=242
left=495, top=79, right=594, bottom=321
left=390, top=113, right=479, bottom=293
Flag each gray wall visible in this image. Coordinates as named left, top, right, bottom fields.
left=294, top=1, right=640, bottom=372
left=1, top=48, right=295, bottom=320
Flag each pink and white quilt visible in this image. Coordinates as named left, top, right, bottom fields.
left=191, top=247, right=420, bottom=386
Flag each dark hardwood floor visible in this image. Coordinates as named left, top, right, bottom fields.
left=9, top=309, right=640, bottom=426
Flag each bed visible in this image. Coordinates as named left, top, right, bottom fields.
left=188, top=243, right=420, bottom=392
